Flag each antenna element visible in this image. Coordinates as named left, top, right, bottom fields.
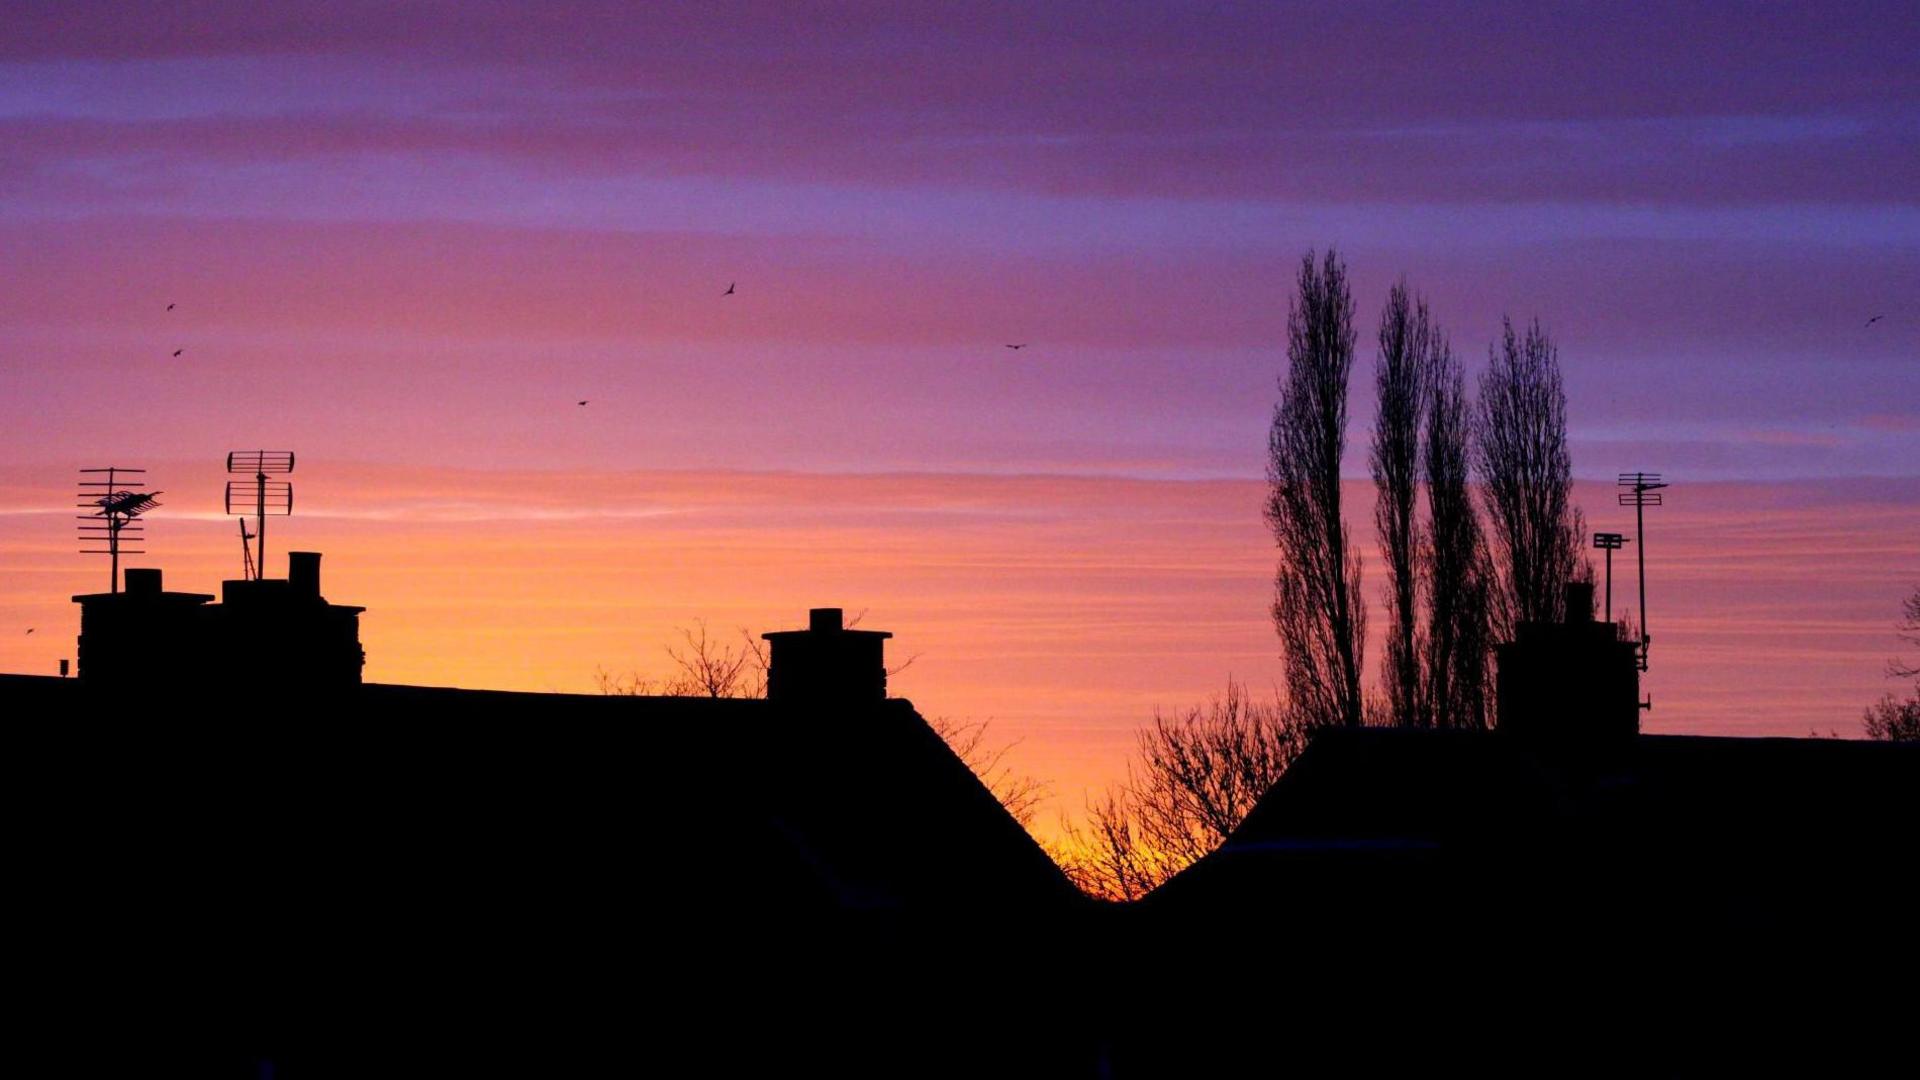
left=225, top=451, right=294, bottom=580
left=78, top=467, right=160, bottom=593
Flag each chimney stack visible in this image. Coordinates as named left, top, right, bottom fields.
left=289, top=551, right=321, bottom=600
left=1495, top=578, right=1640, bottom=751
left=763, top=607, right=893, bottom=706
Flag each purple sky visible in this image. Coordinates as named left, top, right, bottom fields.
left=4, top=3, right=1915, bottom=485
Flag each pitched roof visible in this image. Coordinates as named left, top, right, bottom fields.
left=1148, top=726, right=1918, bottom=932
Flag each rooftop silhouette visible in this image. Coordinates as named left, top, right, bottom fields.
left=6, top=552, right=1914, bottom=1073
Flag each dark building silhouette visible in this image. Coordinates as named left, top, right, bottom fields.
left=7, top=560, right=1915, bottom=1074
left=1118, top=578, right=1918, bottom=1071
left=7, top=569, right=1088, bottom=1075
left=72, top=553, right=364, bottom=691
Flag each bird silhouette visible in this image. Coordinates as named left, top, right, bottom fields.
left=1865, top=314, right=1884, bottom=327
left=166, top=303, right=175, bottom=311
left=578, top=400, right=590, bottom=406
left=24, top=628, right=33, bottom=635
left=1005, top=344, right=1027, bottom=350
left=723, top=282, right=736, bottom=296
left=172, top=348, right=183, bottom=357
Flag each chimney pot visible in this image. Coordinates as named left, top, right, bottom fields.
left=809, top=607, right=843, bottom=632
left=289, top=551, right=322, bottom=599
left=124, top=568, right=162, bottom=596
left=1565, top=581, right=1595, bottom=624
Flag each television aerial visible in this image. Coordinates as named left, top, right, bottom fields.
left=225, top=450, right=294, bottom=581
left=1617, top=472, right=1669, bottom=671
left=77, top=467, right=161, bottom=593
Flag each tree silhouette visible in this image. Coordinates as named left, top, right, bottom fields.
left=1887, top=583, right=1920, bottom=681
left=1424, top=334, right=1493, bottom=730
left=1371, top=281, right=1430, bottom=728
left=1055, top=680, right=1306, bottom=900
left=926, top=717, right=1050, bottom=828
left=665, top=619, right=768, bottom=698
left=1476, top=317, right=1588, bottom=638
left=1863, top=694, right=1920, bottom=742
left=1864, top=583, right=1920, bottom=741
left=1267, top=249, right=1366, bottom=730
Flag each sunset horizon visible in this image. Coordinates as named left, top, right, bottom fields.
left=7, top=5, right=1918, bottom=1071
left=7, top=2, right=1912, bottom=834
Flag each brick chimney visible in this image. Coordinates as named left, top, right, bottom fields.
left=761, top=607, right=892, bottom=706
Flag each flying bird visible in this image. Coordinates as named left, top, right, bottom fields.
left=172, top=348, right=183, bottom=357
left=24, top=628, right=33, bottom=635
left=578, top=400, right=590, bottom=406
left=723, top=282, right=735, bottom=296
left=1004, top=343, right=1027, bottom=350
left=166, top=303, right=175, bottom=311
left=1865, top=314, right=1884, bottom=327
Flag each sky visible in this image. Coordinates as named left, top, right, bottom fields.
left=1, top=3, right=1916, bottom=829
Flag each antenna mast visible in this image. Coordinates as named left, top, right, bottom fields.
left=225, top=451, right=294, bottom=579
left=1617, top=472, right=1668, bottom=670
left=238, top=519, right=257, bottom=581
left=78, top=467, right=160, bottom=592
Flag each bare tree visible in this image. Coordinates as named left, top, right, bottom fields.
left=1476, top=316, right=1587, bottom=638
left=1864, top=583, right=1920, bottom=742
left=1053, top=789, right=1174, bottom=903
left=663, top=619, right=766, bottom=698
left=593, top=667, right=659, bottom=696
left=1054, top=680, right=1307, bottom=900
left=1267, top=248, right=1367, bottom=730
left=1863, top=694, right=1920, bottom=742
left=1372, top=281, right=1430, bottom=728
left=1424, top=336, right=1493, bottom=730
left=600, top=614, right=913, bottom=701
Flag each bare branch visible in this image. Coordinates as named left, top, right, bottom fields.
left=1888, top=583, right=1920, bottom=681
left=1053, top=679, right=1306, bottom=900
left=1865, top=584, right=1920, bottom=741
left=927, top=716, right=1051, bottom=828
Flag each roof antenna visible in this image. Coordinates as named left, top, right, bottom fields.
left=1617, top=472, right=1668, bottom=671
left=225, top=451, right=293, bottom=580
left=78, top=466, right=160, bottom=593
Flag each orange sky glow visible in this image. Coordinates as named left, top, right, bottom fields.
left=3, top=461, right=1912, bottom=836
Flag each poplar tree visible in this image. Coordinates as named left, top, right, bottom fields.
left=1424, top=336, right=1492, bottom=729
left=1266, top=249, right=1366, bottom=730
left=1371, top=282, right=1428, bottom=727
left=1476, top=317, right=1587, bottom=638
